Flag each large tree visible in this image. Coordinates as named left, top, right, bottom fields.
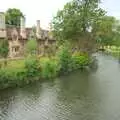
left=52, top=0, right=106, bottom=53
left=96, top=16, right=120, bottom=46
left=5, top=8, right=24, bottom=27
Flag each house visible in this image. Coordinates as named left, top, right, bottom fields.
left=0, top=12, right=56, bottom=58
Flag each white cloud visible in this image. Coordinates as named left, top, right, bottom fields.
left=0, top=0, right=120, bottom=29
left=0, top=0, right=70, bottom=29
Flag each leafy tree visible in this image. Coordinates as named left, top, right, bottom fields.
left=0, top=39, right=9, bottom=66
left=52, top=0, right=105, bottom=53
left=25, top=57, right=41, bottom=77
left=96, top=16, right=120, bottom=46
left=57, top=42, right=72, bottom=74
left=5, top=8, right=24, bottom=26
left=25, top=39, right=37, bottom=56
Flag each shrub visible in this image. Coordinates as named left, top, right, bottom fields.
left=57, top=44, right=72, bottom=74
left=0, top=68, right=26, bottom=89
left=72, top=53, right=89, bottom=70
left=25, top=57, right=41, bottom=77
left=41, top=59, right=58, bottom=79
left=0, top=39, right=9, bottom=66
left=57, top=43, right=90, bottom=74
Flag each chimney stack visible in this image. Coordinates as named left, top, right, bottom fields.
left=36, top=20, right=41, bottom=39
left=20, top=16, right=26, bottom=39
left=0, top=12, right=6, bottom=38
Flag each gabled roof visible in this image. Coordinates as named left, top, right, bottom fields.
left=0, top=26, right=55, bottom=41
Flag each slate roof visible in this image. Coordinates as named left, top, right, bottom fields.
left=0, top=26, right=55, bottom=41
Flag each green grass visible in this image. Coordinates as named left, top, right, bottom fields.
left=0, top=53, right=90, bottom=90
left=0, top=57, right=55, bottom=69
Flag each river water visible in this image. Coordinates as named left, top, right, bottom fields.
left=0, top=53, right=120, bottom=120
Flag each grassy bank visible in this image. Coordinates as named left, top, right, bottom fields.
left=103, top=46, right=120, bottom=58
left=0, top=48, right=91, bottom=90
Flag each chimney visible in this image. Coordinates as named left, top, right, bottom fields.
left=0, top=12, right=6, bottom=38
left=20, top=16, right=26, bottom=39
left=36, top=20, right=41, bottom=39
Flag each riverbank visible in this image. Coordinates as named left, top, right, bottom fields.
left=101, top=46, right=120, bottom=58
left=0, top=51, right=90, bottom=90
left=0, top=53, right=120, bottom=120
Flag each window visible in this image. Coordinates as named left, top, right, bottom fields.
left=12, top=46, right=19, bottom=52
left=15, top=46, right=19, bottom=52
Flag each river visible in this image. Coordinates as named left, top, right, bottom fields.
left=0, top=53, right=120, bottom=120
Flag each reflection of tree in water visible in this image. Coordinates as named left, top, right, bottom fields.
left=56, top=71, right=90, bottom=102
left=21, top=82, right=42, bottom=98
left=89, top=56, right=99, bottom=73
left=51, top=71, right=101, bottom=120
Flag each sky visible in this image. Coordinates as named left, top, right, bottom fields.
left=0, top=0, right=120, bottom=29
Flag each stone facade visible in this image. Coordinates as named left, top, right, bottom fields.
left=0, top=12, right=56, bottom=58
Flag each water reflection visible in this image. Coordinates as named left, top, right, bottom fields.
left=0, top=53, right=120, bottom=120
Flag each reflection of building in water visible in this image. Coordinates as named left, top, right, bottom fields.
left=0, top=12, right=56, bottom=58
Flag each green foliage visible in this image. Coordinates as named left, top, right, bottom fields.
left=0, top=57, right=41, bottom=89
left=0, top=43, right=90, bottom=90
left=96, top=16, right=117, bottom=46
left=5, top=8, right=24, bottom=26
left=25, top=57, right=41, bottom=77
left=72, top=52, right=89, bottom=69
left=52, top=0, right=105, bottom=42
left=41, top=59, right=58, bottom=79
left=96, top=16, right=120, bottom=46
left=58, top=44, right=72, bottom=74
left=0, top=68, right=26, bottom=89
left=0, top=39, right=9, bottom=58
left=58, top=43, right=90, bottom=74
left=25, top=39, right=37, bottom=55
left=0, top=39, right=9, bottom=66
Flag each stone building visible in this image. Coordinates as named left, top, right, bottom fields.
left=0, top=12, right=56, bottom=58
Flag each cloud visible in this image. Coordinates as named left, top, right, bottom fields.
left=0, top=0, right=70, bottom=29
left=0, top=0, right=120, bottom=29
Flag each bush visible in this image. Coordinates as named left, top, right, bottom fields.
left=72, top=53, right=89, bottom=70
left=25, top=57, right=41, bottom=77
left=0, top=57, right=42, bottom=90
left=57, top=43, right=90, bottom=74
left=0, top=46, right=90, bottom=90
left=41, top=59, right=58, bottom=79
left=57, top=44, right=72, bottom=74
left=0, top=68, right=26, bottom=89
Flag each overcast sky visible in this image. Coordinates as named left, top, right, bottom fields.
left=0, top=0, right=120, bottom=29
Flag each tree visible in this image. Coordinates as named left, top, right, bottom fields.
left=25, top=39, right=37, bottom=56
left=96, top=16, right=120, bottom=46
left=5, top=8, right=24, bottom=26
left=0, top=39, right=9, bottom=66
left=52, top=0, right=105, bottom=53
